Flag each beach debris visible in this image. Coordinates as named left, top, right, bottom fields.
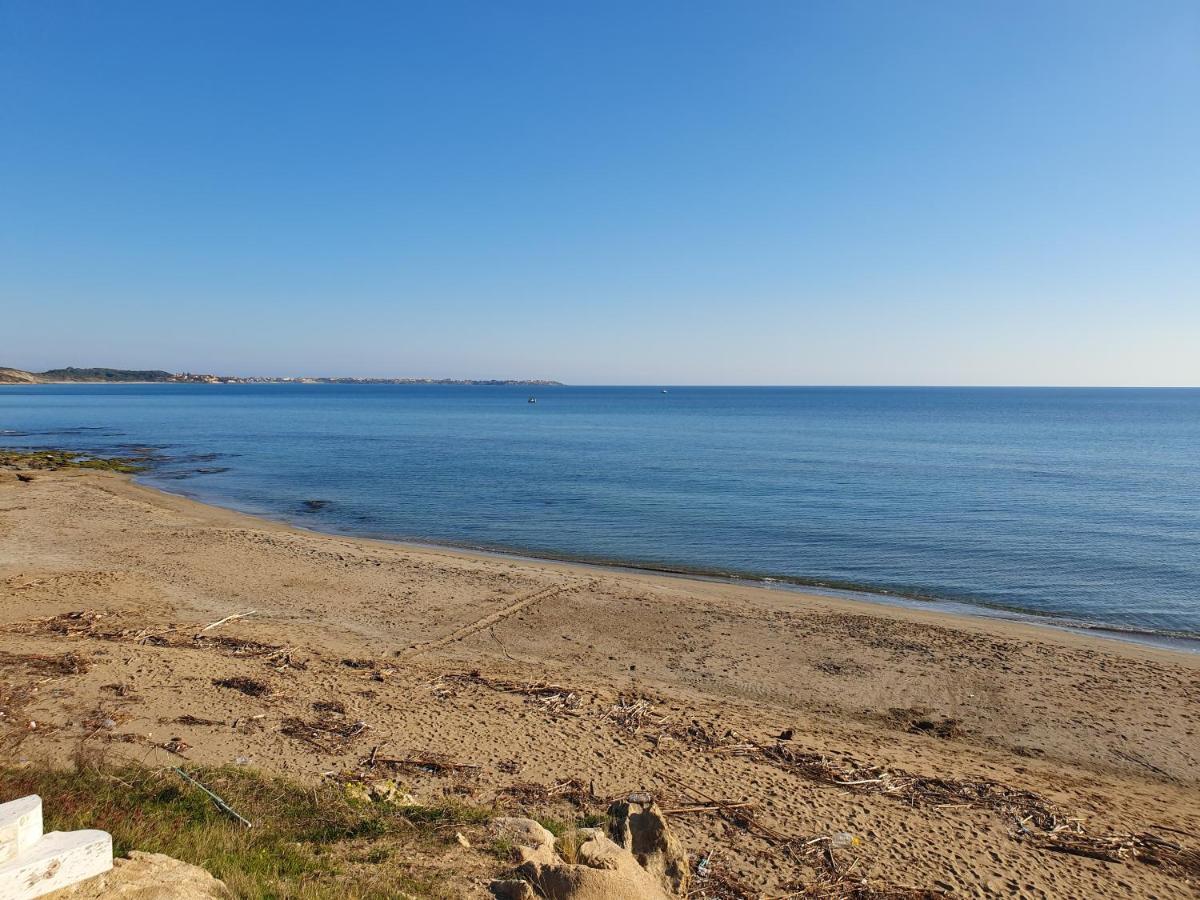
left=212, top=676, right=270, bottom=698
left=886, top=707, right=963, bottom=740
left=1017, top=822, right=1200, bottom=878
left=719, top=737, right=1060, bottom=825
left=160, top=736, right=191, bottom=756
left=171, top=714, right=226, bottom=727
left=604, top=696, right=671, bottom=734
left=689, top=853, right=760, bottom=900
left=907, top=717, right=962, bottom=739
left=364, top=750, right=481, bottom=777
left=443, top=671, right=584, bottom=715
left=660, top=773, right=946, bottom=898
left=0, top=655, right=84, bottom=748
left=173, top=767, right=252, bottom=828
left=0, top=650, right=90, bottom=677
left=81, top=708, right=128, bottom=738
left=1, top=610, right=307, bottom=670
left=194, top=637, right=307, bottom=671
left=198, top=610, right=257, bottom=632
left=280, top=715, right=369, bottom=752
left=498, top=779, right=596, bottom=809
left=661, top=800, right=754, bottom=816
left=490, top=626, right=517, bottom=661
left=813, top=659, right=868, bottom=677
left=658, top=728, right=1200, bottom=884
left=230, top=714, right=265, bottom=734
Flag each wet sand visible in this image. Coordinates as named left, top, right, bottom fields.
left=1, top=467, right=1197, bottom=898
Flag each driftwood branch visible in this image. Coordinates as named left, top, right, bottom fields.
left=199, top=610, right=257, bottom=632
left=174, top=767, right=252, bottom=828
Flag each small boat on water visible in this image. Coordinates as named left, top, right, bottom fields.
left=527, top=397, right=537, bottom=404
left=661, top=389, right=668, bottom=394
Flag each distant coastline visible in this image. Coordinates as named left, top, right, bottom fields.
left=0, top=365, right=562, bottom=386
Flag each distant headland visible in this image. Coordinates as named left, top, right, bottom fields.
left=0, top=366, right=562, bottom=386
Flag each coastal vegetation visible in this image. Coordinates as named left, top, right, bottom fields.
left=0, top=761, right=486, bottom=898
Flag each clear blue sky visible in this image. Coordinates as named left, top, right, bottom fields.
left=2, top=1, right=1197, bottom=385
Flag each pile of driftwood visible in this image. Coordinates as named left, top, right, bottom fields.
left=655, top=729, right=1198, bottom=883
left=441, top=670, right=584, bottom=715
left=3, top=609, right=306, bottom=670
left=1020, top=823, right=1200, bottom=878
left=498, top=778, right=597, bottom=808
left=725, top=738, right=1200, bottom=876
left=424, top=676, right=1198, bottom=887
left=663, top=774, right=945, bottom=900
left=281, top=714, right=369, bottom=753
left=605, top=695, right=672, bottom=734
left=360, top=746, right=482, bottom=778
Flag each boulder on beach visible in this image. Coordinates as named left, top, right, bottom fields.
left=490, top=799, right=687, bottom=900
left=606, top=798, right=689, bottom=896
left=44, top=851, right=231, bottom=899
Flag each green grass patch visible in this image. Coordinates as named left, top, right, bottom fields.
left=533, top=816, right=569, bottom=838
left=0, top=763, right=493, bottom=899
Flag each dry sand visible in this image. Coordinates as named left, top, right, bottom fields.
left=1, top=468, right=1197, bottom=898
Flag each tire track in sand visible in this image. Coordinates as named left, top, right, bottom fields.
left=400, top=580, right=589, bottom=657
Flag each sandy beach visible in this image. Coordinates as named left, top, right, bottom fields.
left=1, top=466, right=1197, bottom=898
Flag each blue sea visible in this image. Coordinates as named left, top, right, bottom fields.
left=3, top=384, right=1199, bottom=641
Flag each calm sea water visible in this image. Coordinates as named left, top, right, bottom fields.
left=2, top=385, right=1199, bottom=638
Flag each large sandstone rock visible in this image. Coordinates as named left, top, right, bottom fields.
left=606, top=798, right=689, bottom=896
left=44, top=851, right=231, bottom=899
left=490, top=802, right=689, bottom=900
left=493, top=817, right=557, bottom=866
left=516, top=831, right=671, bottom=900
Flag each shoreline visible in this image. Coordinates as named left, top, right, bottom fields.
left=139, top=472, right=1200, bottom=656
left=2, top=466, right=1198, bottom=897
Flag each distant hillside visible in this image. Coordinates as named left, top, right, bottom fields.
left=0, top=368, right=40, bottom=384
left=36, top=367, right=177, bottom=382
left=0, top=366, right=561, bottom=386
left=0, top=366, right=175, bottom=383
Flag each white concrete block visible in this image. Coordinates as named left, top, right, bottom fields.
left=0, top=798, right=42, bottom=865
left=0, top=829, right=113, bottom=900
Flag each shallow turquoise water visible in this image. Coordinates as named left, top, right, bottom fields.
left=3, top=384, right=1198, bottom=637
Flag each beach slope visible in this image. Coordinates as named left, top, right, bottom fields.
left=0, top=468, right=1197, bottom=897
